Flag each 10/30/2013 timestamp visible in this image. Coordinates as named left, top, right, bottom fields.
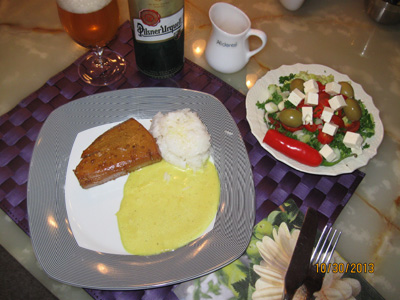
left=316, top=263, right=374, bottom=274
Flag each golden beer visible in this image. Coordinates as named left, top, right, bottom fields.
left=57, top=0, right=120, bottom=48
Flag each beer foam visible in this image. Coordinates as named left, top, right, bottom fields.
left=57, top=0, right=112, bottom=14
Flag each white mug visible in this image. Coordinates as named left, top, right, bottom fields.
left=279, top=0, right=305, bottom=11
left=205, top=2, right=267, bottom=74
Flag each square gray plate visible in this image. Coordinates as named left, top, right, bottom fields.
left=27, top=87, right=255, bottom=289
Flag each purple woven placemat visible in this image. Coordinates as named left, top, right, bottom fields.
left=0, top=21, right=364, bottom=300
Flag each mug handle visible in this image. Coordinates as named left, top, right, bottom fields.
left=246, top=29, right=267, bottom=59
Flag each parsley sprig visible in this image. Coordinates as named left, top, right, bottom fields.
left=358, top=100, right=375, bottom=139
left=279, top=73, right=295, bottom=92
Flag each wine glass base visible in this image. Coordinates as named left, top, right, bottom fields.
left=78, top=49, right=127, bottom=86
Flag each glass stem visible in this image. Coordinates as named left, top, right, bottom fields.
left=94, top=46, right=105, bottom=67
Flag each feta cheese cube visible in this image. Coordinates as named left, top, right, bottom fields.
left=319, top=144, right=337, bottom=162
left=302, top=106, right=313, bottom=125
left=343, top=132, right=363, bottom=149
left=305, top=92, right=319, bottom=106
left=321, top=107, right=334, bottom=123
left=322, top=122, right=339, bottom=136
left=329, top=95, right=347, bottom=111
left=288, top=88, right=305, bottom=106
left=325, top=82, right=342, bottom=95
left=304, top=79, right=319, bottom=94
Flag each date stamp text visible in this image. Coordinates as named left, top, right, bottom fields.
left=316, top=263, right=374, bottom=274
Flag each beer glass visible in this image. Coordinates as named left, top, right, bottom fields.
left=57, top=0, right=126, bottom=86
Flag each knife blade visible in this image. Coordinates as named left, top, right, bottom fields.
left=283, top=207, right=319, bottom=299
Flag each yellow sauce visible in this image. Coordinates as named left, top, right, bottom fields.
left=116, top=160, right=220, bottom=255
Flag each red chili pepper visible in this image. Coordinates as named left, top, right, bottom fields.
left=263, top=129, right=323, bottom=167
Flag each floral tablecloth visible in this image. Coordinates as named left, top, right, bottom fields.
left=173, top=199, right=384, bottom=300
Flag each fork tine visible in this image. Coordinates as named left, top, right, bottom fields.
left=311, top=226, right=342, bottom=265
left=304, top=226, right=342, bottom=298
left=310, top=225, right=328, bottom=263
left=311, top=225, right=332, bottom=264
left=322, top=229, right=341, bottom=264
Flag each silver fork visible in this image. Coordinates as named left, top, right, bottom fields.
left=304, top=225, right=342, bottom=299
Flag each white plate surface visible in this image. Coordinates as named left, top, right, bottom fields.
left=65, top=119, right=215, bottom=255
left=246, top=63, right=384, bottom=175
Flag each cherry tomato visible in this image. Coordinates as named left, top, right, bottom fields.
left=304, top=123, right=319, bottom=132
left=281, top=123, right=303, bottom=132
left=317, top=131, right=334, bottom=144
left=297, top=100, right=306, bottom=108
left=336, top=109, right=344, bottom=118
left=331, top=115, right=345, bottom=128
left=268, top=116, right=276, bottom=124
left=317, top=81, right=325, bottom=92
left=268, top=116, right=281, bottom=129
left=263, top=129, right=322, bottom=167
left=318, top=92, right=330, bottom=107
left=345, top=120, right=360, bottom=132
left=313, top=105, right=324, bottom=118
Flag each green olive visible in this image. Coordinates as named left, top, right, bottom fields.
left=279, top=109, right=303, bottom=128
left=339, top=81, right=354, bottom=98
left=343, top=98, right=362, bottom=122
left=290, top=78, right=305, bottom=92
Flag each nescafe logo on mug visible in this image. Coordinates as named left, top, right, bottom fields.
left=139, top=9, right=161, bottom=26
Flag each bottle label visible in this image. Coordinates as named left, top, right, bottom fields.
left=133, top=8, right=183, bottom=42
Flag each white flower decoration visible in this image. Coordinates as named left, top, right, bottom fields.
left=252, top=222, right=299, bottom=300
left=252, top=223, right=361, bottom=300
left=313, top=254, right=361, bottom=300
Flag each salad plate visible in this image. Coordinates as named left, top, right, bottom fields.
left=27, top=88, right=255, bottom=289
left=246, top=63, right=384, bottom=175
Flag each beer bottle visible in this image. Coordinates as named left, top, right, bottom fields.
left=128, top=0, right=184, bottom=78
